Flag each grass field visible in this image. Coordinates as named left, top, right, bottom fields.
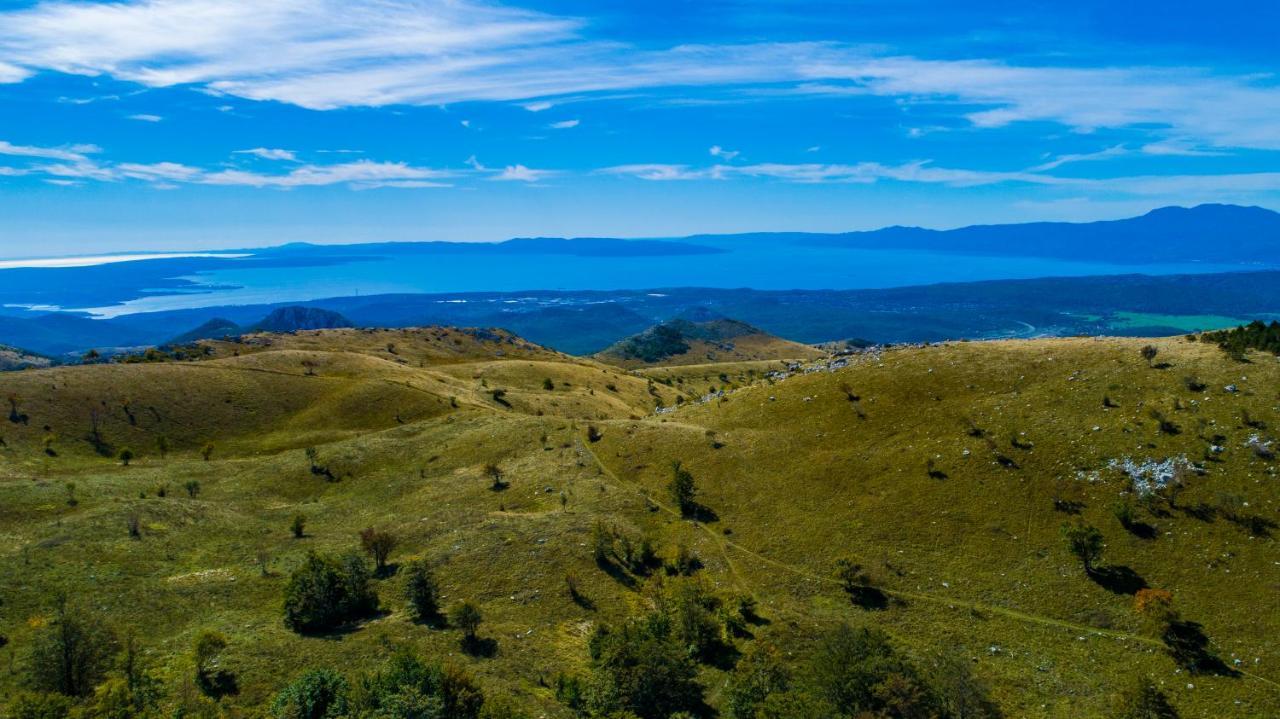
left=0, top=328, right=1277, bottom=717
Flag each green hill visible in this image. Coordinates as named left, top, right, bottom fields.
left=0, top=330, right=1276, bottom=718
left=0, top=344, right=51, bottom=371
left=595, top=317, right=825, bottom=368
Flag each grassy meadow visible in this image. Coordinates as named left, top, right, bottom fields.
left=0, top=328, right=1276, bottom=717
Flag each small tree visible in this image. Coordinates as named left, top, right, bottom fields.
left=118, top=447, right=135, bottom=466
left=483, top=462, right=506, bottom=490
left=184, top=480, right=201, bottom=498
left=402, top=560, right=440, bottom=622
left=282, top=552, right=379, bottom=634
left=156, top=435, right=169, bottom=459
left=292, top=513, right=307, bottom=539
left=26, top=596, right=116, bottom=697
left=1111, top=676, right=1179, bottom=719
left=669, top=461, right=697, bottom=516
left=1062, top=523, right=1104, bottom=573
left=451, top=601, right=483, bottom=642
left=359, top=528, right=398, bottom=572
left=201, top=443, right=215, bottom=461
left=543, top=377, right=555, bottom=391
left=1140, top=345, right=1158, bottom=367
left=193, top=631, right=236, bottom=697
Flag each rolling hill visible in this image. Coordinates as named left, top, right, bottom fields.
left=0, top=328, right=1276, bottom=717
left=0, top=344, right=51, bottom=371
left=594, top=317, right=826, bottom=368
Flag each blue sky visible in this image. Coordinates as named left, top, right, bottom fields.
left=0, top=0, right=1277, bottom=257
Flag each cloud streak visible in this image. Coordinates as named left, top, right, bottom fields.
left=0, top=1, right=1277, bottom=149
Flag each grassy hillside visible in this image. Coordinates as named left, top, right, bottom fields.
left=595, top=318, right=824, bottom=368
left=0, top=330, right=1277, bottom=717
left=0, top=345, right=51, bottom=372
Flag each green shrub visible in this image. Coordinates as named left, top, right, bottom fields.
left=6, top=692, right=74, bottom=719
left=810, top=625, right=941, bottom=718
left=350, top=648, right=484, bottom=719
left=584, top=616, right=703, bottom=719
left=725, top=643, right=790, bottom=718
left=272, top=668, right=350, bottom=719
left=402, top=560, right=440, bottom=622
left=282, top=552, right=379, bottom=633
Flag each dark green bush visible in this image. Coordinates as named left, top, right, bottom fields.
left=282, top=552, right=379, bottom=633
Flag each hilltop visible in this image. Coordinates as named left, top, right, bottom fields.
left=595, top=316, right=825, bottom=368
left=0, top=328, right=1277, bottom=717
left=0, top=344, right=51, bottom=371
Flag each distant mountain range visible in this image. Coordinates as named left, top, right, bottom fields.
left=686, top=203, right=1280, bottom=264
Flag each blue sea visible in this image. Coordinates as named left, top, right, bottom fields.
left=78, top=242, right=1257, bottom=317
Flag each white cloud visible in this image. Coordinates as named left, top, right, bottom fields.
left=0, top=140, right=101, bottom=162
left=549, top=119, right=580, bottom=129
left=1027, top=145, right=1128, bottom=172
left=491, top=164, right=555, bottom=182
left=522, top=101, right=554, bottom=112
left=460, top=119, right=472, bottom=128
left=1140, top=140, right=1228, bottom=158
left=127, top=113, right=163, bottom=122
left=234, top=147, right=298, bottom=161
left=805, top=146, right=821, bottom=153
left=709, top=145, right=740, bottom=160
left=0, top=60, right=29, bottom=83
left=0, top=1, right=1278, bottom=149
left=200, top=160, right=452, bottom=189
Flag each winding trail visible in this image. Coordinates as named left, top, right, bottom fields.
left=579, top=440, right=1280, bottom=693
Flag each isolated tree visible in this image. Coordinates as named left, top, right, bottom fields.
left=1062, top=523, right=1104, bottom=573
left=451, top=601, right=483, bottom=642
left=1140, top=345, right=1159, bottom=367
left=483, top=462, right=505, bottom=490
left=282, top=552, right=379, bottom=633
left=402, top=560, right=440, bottom=622
left=669, top=461, right=697, bottom=516
left=184, top=480, right=201, bottom=498
left=542, top=377, right=555, bottom=391
left=156, top=435, right=169, bottom=458
left=359, top=528, right=398, bottom=572
left=193, top=631, right=236, bottom=697
left=26, top=596, right=117, bottom=697
left=201, top=443, right=215, bottom=461
left=292, top=513, right=307, bottom=539
left=118, top=447, right=135, bottom=466
left=1112, top=676, right=1179, bottom=719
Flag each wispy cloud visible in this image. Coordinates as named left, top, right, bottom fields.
left=522, top=101, right=554, bottom=112
left=127, top=113, right=163, bottom=122
left=0, top=139, right=100, bottom=162
left=0, top=140, right=455, bottom=190
left=490, top=164, right=556, bottom=183
left=709, top=145, right=740, bottom=161
left=1028, top=145, right=1128, bottom=172
left=549, top=119, right=580, bottom=129
left=599, top=159, right=1280, bottom=199
left=1, top=1, right=1278, bottom=149
left=234, top=147, right=298, bottom=161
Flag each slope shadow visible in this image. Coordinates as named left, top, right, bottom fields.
left=1087, top=565, right=1148, bottom=595
left=1163, top=620, right=1239, bottom=677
